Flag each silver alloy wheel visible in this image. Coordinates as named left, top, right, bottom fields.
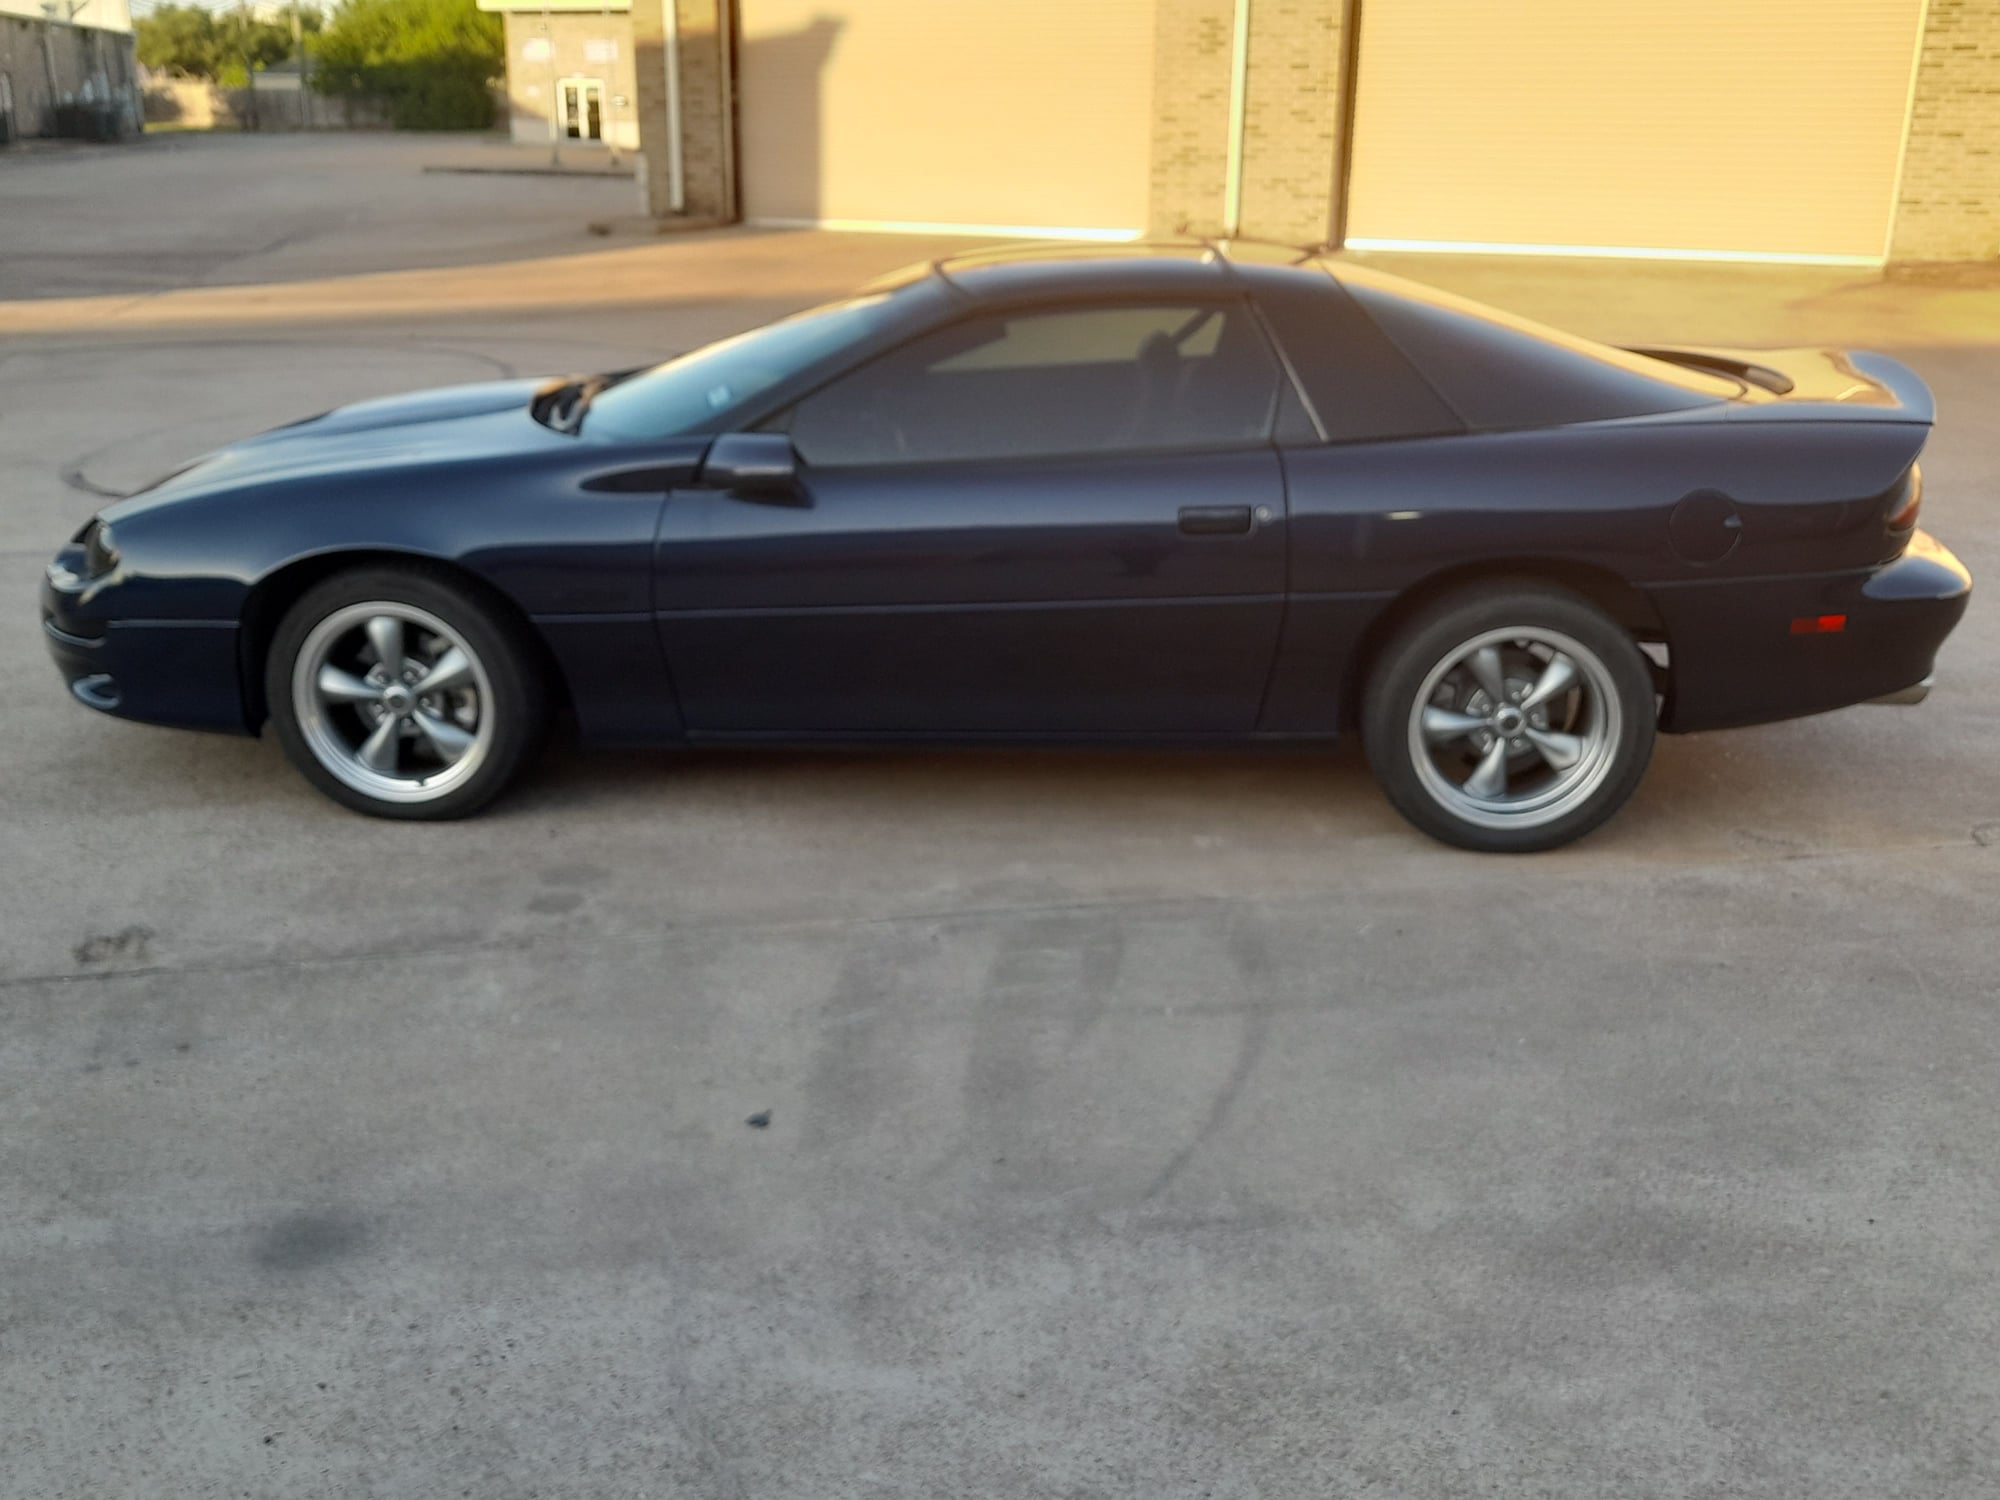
left=1405, top=625, right=1622, bottom=832
left=290, top=600, right=495, bottom=804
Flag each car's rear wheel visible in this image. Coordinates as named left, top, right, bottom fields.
left=1363, top=584, right=1656, bottom=852
left=265, top=566, right=547, bottom=820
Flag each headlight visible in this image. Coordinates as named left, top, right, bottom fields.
left=80, top=519, right=120, bottom=578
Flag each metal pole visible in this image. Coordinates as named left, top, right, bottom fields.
left=716, top=0, right=735, bottom=219
left=544, top=2, right=560, bottom=166
left=1327, top=0, right=1364, bottom=249
left=601, top=5, right=617, bottom=164
left=1223, top=0, right=1252, bottom=236
left=293, top=0, right=310, bottom=129
left=663, top=0, right=685, bottom=212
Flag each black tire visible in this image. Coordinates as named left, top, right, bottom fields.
left=264, top=565, right=549, bottom=820
left=1362, top=582, right=1656, bottom=853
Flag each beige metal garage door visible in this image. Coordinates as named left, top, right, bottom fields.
left=737, top=0, right=1155, bottom=237
left=1346, top=0, right=1927, bottom=263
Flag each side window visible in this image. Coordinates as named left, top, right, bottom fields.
left=1246, top=268, right=1463, bottom=444
left=785, top=303, right=1282, bottom=467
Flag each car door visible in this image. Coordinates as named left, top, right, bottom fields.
left=652, top=299, right=1293, bottom=737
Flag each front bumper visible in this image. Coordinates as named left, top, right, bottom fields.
left=1651, top=528, right=1971, bottom=734
left=43, top=556, right=250, bottom=735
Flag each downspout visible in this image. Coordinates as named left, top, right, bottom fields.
left=663, top=0, right=685, bottom=212
left=716, top=0, right=737, bottom=220
left=41, top=19, right=62, bottom=121
left=1882, top=0, right=1932, bottom=263
left=1328, top=0, right=1364, bottom=248
left=1222, top=0, right=1251, bottom=235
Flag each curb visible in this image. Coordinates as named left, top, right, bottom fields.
left=422, top=163, right=636, bottom=180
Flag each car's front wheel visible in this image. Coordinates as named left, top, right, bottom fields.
left=265, top=566, right=547, bottom=819
left=1363, top=584, right=1656, bottom=852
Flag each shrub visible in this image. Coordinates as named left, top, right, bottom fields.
left=312, top=0, right=502, bottom=131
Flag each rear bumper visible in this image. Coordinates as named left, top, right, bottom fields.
left=1650, top=529, right=1970, bottom=733
left=1869, top=673, right=1933, bottom=706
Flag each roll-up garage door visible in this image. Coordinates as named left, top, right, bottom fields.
left=1346, top=0, right=1926, bottom=262
left=736, top=0, right=1156, bottom=237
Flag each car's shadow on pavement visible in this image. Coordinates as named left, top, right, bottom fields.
left=37, top=706, right=1978, bottom=865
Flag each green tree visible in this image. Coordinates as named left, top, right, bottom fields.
left=136, top=4, right=321, bottom=84
left=135, top=4, right=223, bottom=77
left=312, top=0, right=503, bottom=131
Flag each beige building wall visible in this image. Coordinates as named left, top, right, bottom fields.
left=734, top=0, right=1156, bottom=234
left=1345, top=0, right=1925, bottom=261
left=622, top=0, right=1997, bottom=264
left=500, top=9, right=640, bottom=153
left=0, top=0, right=130, bottom=30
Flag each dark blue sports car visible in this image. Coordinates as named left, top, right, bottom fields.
left=42, top=243, right=1970, bottom=850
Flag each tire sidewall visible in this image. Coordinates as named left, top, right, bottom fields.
left=264, top=566, right=546, bottom=820
left=1363, top=585, right=1656, bottom=853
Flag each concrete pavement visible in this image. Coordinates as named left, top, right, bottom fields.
left=3, top=134, right=1998, bottom=1498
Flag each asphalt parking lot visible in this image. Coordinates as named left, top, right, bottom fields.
left=4, top=135, right=1998, bottom=1497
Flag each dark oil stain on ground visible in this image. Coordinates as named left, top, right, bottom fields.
left=72, top=925, right=155, bottom=967
left=254, top=1210, right=371, bottom=1271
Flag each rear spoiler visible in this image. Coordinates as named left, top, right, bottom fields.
left=1629, top=344, right=1934, bottom=424
left=1844, top=351, right=1936, bottom=424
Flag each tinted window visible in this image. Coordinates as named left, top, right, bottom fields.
left=584, top=292, right=904, bottom=441
left=1242, top=265, right=1463, bottom=443
left=1332, top=262, right=1738, bottom=432
left=785, top=303, right=1282, bottom=467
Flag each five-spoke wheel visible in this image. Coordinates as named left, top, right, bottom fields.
left=1365, top=584, right=1656, bottom=852
left=267, top=567, right=546, bottom=819
left=294, top=601, right=493, bottom=801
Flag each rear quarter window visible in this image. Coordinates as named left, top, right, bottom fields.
left=1333, top=263, right=1738, bottom=432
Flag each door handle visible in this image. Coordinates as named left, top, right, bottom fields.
left=1178, top=505, right=1254, bottom=536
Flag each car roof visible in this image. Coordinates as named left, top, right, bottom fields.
left=878, top=239, right=1742, bottom=431
left=921, top=239, right=1319, bottom=303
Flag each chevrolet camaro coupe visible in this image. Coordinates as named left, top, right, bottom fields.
left=43, top=243, right=1970, bottom=851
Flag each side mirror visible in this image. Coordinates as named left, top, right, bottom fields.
left=698, top=432, right=803, bottom=503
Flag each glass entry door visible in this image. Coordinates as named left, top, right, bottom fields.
left=559, top=78, right=604, bottom=141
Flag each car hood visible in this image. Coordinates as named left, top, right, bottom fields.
left=109, top=378, right=572, bottom=514
left=261, top=377, right=554, bottom=439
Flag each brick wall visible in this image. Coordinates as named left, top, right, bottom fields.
left=1236, top=0, right=1345, bottom=245
left=1147, top=0, right=1235, bottom=234
left=631, top=0, right=734, bottom=220
left=1147, top=0, right=1349, bottom=244
left=1891, top=0, right=2000, bottom=262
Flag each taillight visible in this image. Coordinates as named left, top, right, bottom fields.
left=1886, top=464, right=1922, bottom=531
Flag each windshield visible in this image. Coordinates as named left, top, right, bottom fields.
left=583, top=293, right=902, bottom=441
